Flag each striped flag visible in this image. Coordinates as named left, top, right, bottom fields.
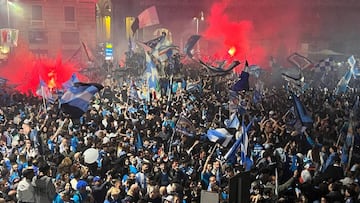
left=206, top=128, right=233, bottom=147
left=348, top=55, right=357, bottom=79
left=60, top=82, right=103, bottom=118
left=36, top=78, right=55, bottom=103
left=153, top=44, right=179, bottom=62
left=334, top=69, right=353, bottom=95
left=143, top=35, right=165, bottom=49
left=224, top=121, right=252, bottom=162
left=62, top=73, right=79, bottom=90
left=224, top=112, right=240, bottom=130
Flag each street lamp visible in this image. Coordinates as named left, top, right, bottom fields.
left=6, top=0, right=10, bottom=27
left=193, top=11, right=204, bottom=56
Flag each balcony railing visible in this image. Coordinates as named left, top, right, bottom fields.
left=64, top=21, right=78, bottom=30
left=30, top=20, right=46, bottom=29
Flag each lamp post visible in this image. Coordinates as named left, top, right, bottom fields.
left=6, top=0, right=10, bottom=27
left=193, top=11, right=204, bottom=56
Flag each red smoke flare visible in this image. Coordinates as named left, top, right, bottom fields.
left=0, top=41, right=85, bottom=95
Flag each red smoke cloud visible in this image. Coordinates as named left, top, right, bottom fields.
left=202, top=0, right=260, bottom=72
left=0, top=42, right=83, bottom=95
left=202, top=0, right=311, bottom=71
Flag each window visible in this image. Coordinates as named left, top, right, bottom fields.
left=32, top=5, right=43, bottom=20
left=29, top=31, right=48, bottom=44
left=31, top=49, right=48, bottom=59
left=61, top=32, right=79, bottom=44
left=64, top=6, right=75, bottom=21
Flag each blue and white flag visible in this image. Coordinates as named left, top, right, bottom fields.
left=348, top=55, right=357, bottom=79
left=60, top=82, right=103, bottom=118
left=143, top=35, right=165, bottom=49
left=153, top=44, right=179, bottom=62
left=144, top=52, right=158, bottom=90
left=36, top=77, right=55, bottom=103
left=62, top=73, right=80, bottom=90
left=334, top=69, right=353, bottom=95
left=206, top=128, right=233, bottom=147
left=224, top=112, right=240, bottom=130
left=224, top=121, right=252, bottom=162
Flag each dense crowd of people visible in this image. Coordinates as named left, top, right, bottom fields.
left=0, top=58, right=359, bottom=203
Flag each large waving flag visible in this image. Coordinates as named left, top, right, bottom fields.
left=224, top=121, right=252, bottom=162
left=334, top=69, right=353, bottom=95
left=224, top=112, right=240, bottom=130
left=144, top=52, right=158, bottom=90
left=60, top=82, right=103, bottom=118
left=287, top=53, right=313, bottom=70
left=334, top=56, right=356, bottom=95
left=314, top=57, right=336, bottom=72
left=199, top=60, right=240, bottom=74
left=131, top=6, right=160, bottom=34
left=143, top=35, right=165, bottom=49
left=206, top=128, right=233, bottom=147
left=231, top=70, right=250, bottom=92
left=184, top=35, right=201, bottom=58
left=292, top=93, right=313, bottom=127
left=153, top=44, right=179, bottom=62
left=348, top=55, right=357, bottom=79
left=36, top=77, right=55, bottom=103
left=62, top=73, right=80, bottom=90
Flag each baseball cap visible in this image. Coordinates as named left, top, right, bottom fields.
left=76, top=180, right=88, bottom=190
left=93, top=176, right=101, bottom=182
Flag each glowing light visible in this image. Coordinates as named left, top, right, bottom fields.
left=47, top=71, right=57, bottom=89
left=228, top=46, right=236, bottom=57
left=104, top=16, right=111, bottom=40
left=0, top=45, right=10, bottom=54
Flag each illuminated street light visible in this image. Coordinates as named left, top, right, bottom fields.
left=7, top=0, right=10, bottom=27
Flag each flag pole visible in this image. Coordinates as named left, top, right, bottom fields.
left=41, top=86, right=47, bottom=113
left=166, top=75, right=173, bottom=112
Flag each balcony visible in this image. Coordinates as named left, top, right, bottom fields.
left=64, top=21, right=78, bottom=30
left=30, top=20, right=46, bottom=29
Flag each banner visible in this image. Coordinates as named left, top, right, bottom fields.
left=0, top=28, right=19, bottom=47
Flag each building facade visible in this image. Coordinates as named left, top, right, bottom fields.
left=7, top=0, right=97, bottom=61
left=109, top=0, right=360, bottom=62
